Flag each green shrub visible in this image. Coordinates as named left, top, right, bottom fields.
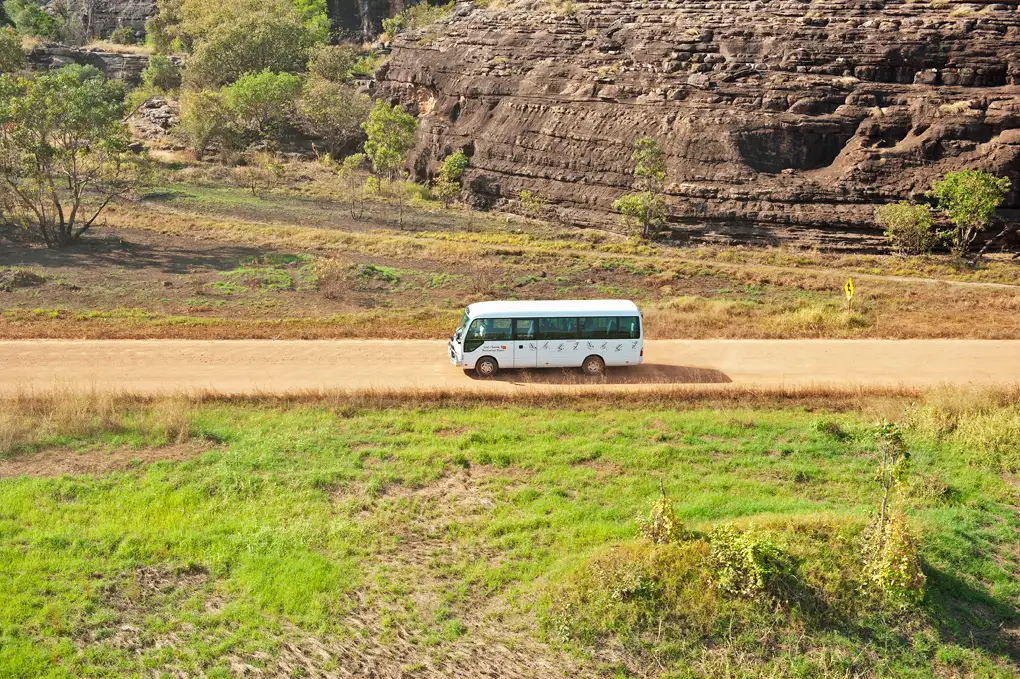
left=866, top=514, right=926, bottom=608
left=635, top=484, right=689, bottom=545
left=296, top=77, right=371, bottom=157
left=307, top=44, right=360, bottom=83
left=432, top=149, right=469, bottom=206
left=544, top=541, right=717, bottom=645
left=382, top=1, right=453, bottom=37
left=4, top=0, right=58, bottom=39
left=0, top=27, right=25, bottom=74
left=221, top=69, right=302, bottom=142
left=179, top=0, right=325, bottom=88
left=110, top=26, right=137, bottom=45
left=177, top=89, right=231, bottom=159
left=875, top=202, right=940, bottom=256
left=141, top=54, right=181, bottom=91
left=928, top=170, right=1011, bottom=257
left=708, top=524, right=790, bottom=600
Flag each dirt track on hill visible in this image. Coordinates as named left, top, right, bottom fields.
left=2, top=339, right=1019, bottom=395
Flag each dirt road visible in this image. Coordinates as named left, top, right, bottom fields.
left=2, top=339, right=1019, bottom=395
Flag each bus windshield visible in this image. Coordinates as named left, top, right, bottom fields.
left=453, top=312, right=469, bottom=342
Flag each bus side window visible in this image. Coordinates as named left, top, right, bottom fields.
left=515, top=319, right=536, bottom=340
left=607, top=316, right=639, bottom=339
left=538, top=317, right=578, bottom=340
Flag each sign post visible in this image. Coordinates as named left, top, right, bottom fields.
left=844, top=278, right=855, bottom=312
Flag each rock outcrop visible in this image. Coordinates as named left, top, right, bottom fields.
left=27, top=45, right=151, bottom=86
left=377, top=0, right=1020, bottom=248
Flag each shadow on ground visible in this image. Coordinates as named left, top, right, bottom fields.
left=466, top=364, right=732, bottom=385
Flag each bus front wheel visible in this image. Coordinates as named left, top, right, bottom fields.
left=475, top=356, right=499, bottom=378
left=582, top=355, right=605, bottom=376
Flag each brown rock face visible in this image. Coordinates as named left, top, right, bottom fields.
left=377, top=0, right=1020, bottom=248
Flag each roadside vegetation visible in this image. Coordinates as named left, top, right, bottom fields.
left=2, top=156, right=1019, bottom=340
left=1, top=386, right=1018, bottom=677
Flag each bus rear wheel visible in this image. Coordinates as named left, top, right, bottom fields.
left=475, top=356, right=499, bottom=378
left=582, top=355, right=605, bottom=376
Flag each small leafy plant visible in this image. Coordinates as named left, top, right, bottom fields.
left=636, top=480, right=689, bottom=545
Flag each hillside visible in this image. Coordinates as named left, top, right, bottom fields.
left=376, top=0, right=1020, bottom=245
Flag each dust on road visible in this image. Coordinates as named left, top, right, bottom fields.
left=2, top=339, right=1019, bottom=395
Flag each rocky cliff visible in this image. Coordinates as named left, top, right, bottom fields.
left=377, top=0, right=1020, bottom=247
left=27, top=45, right=151, bottom=85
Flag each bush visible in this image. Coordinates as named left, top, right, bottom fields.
left=432, top=149, right=469, bottom=206
left=141, top=54, right=181, bottom=91
left=362, top=99, right=418, bottom=183
left=382, top=1, right=454, bottom=38
left=307, top=44, right=360, bottom=83
left=518, top=189, right=546, bottom=217
left=866, top=514, right=926, bottom=608
left=0, top=65, right=141, bottom=248
left=110, top=26, right=137, bottom=45
left=177, top=89, right=231, bottom=159
left=4, top=0, right=58, bottom=39
left=708, top=524, right=790, bottom=600
left=176, top=0, right=326, bottom=88
left=221, top=69, right=302, bottom=142
left=928, top=170, right=1011, bottom=257
left=875, top=202, right=940, bottom=256
left=636, top=484, right=689, bottom=545
left=0, top=27, right=25, bottom=74
left=544, top=541, right=717, bottom=645
left=614, top=190, right=667, bottom=239
left=296, top=78, right=371, bottom=157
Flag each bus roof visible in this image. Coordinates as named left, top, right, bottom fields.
left=466, top=300, right=640, bottom=318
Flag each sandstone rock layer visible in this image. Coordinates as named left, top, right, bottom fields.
left=378, top=0, right=1020, bottom=247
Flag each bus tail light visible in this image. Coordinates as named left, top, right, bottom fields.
left=640, top=348, right=644, bottom=357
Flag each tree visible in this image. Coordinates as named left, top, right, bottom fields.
left=432, top=149, right=469, bottom=207
left=221, top=70, right=302, bottom=143
left=339, top=153, right=367, bottom=219
left=928, top=170, right=1011, bottom=257
left=141, top=54, right=181, bottom=92
left=614, top=136, right=670, bottom=239
left=296, top=78, right=371, bottom=157
left=307, top=44, right=361, bottom=83
left=875, top=202, right=939, bottom=256
left=0, top=66, right=145, bottom=248
left=362, top=99, right=418, bottom=189
left=613, top=191, right=668, bottom=239
left=168, top=0, right=326, bottom=88
left=178, top=89, right=231, bottom=159
left=4, top=0, right=58, bottom=38
left=864, top=422, right=926, bottom=608
left=517, top=189, right=546, bottom=217
left=0, top=27, right=25, bottom=75
left=632, top=136, right=667, bottom=193
left=235, top=150, right=284, bottom=197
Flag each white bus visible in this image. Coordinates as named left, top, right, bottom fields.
left=448, top=300, right=643, bottom=377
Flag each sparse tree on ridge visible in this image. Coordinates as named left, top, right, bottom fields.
left=614, top=136, right=669, bottom=239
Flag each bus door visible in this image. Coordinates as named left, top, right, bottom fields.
left=513, top=319, right=538, bottom=368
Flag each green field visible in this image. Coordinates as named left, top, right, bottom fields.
left=1, top=392, right=1018, bottom=678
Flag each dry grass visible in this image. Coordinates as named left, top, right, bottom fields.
left=3, top=383, right=1018, bottom=465
left=84, top=39, right=154, bottom=55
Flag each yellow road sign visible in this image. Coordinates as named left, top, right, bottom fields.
left=844, top=278, right=855, bottom=300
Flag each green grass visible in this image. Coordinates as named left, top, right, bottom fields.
left=0, top=400, right=1018, bottom=677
